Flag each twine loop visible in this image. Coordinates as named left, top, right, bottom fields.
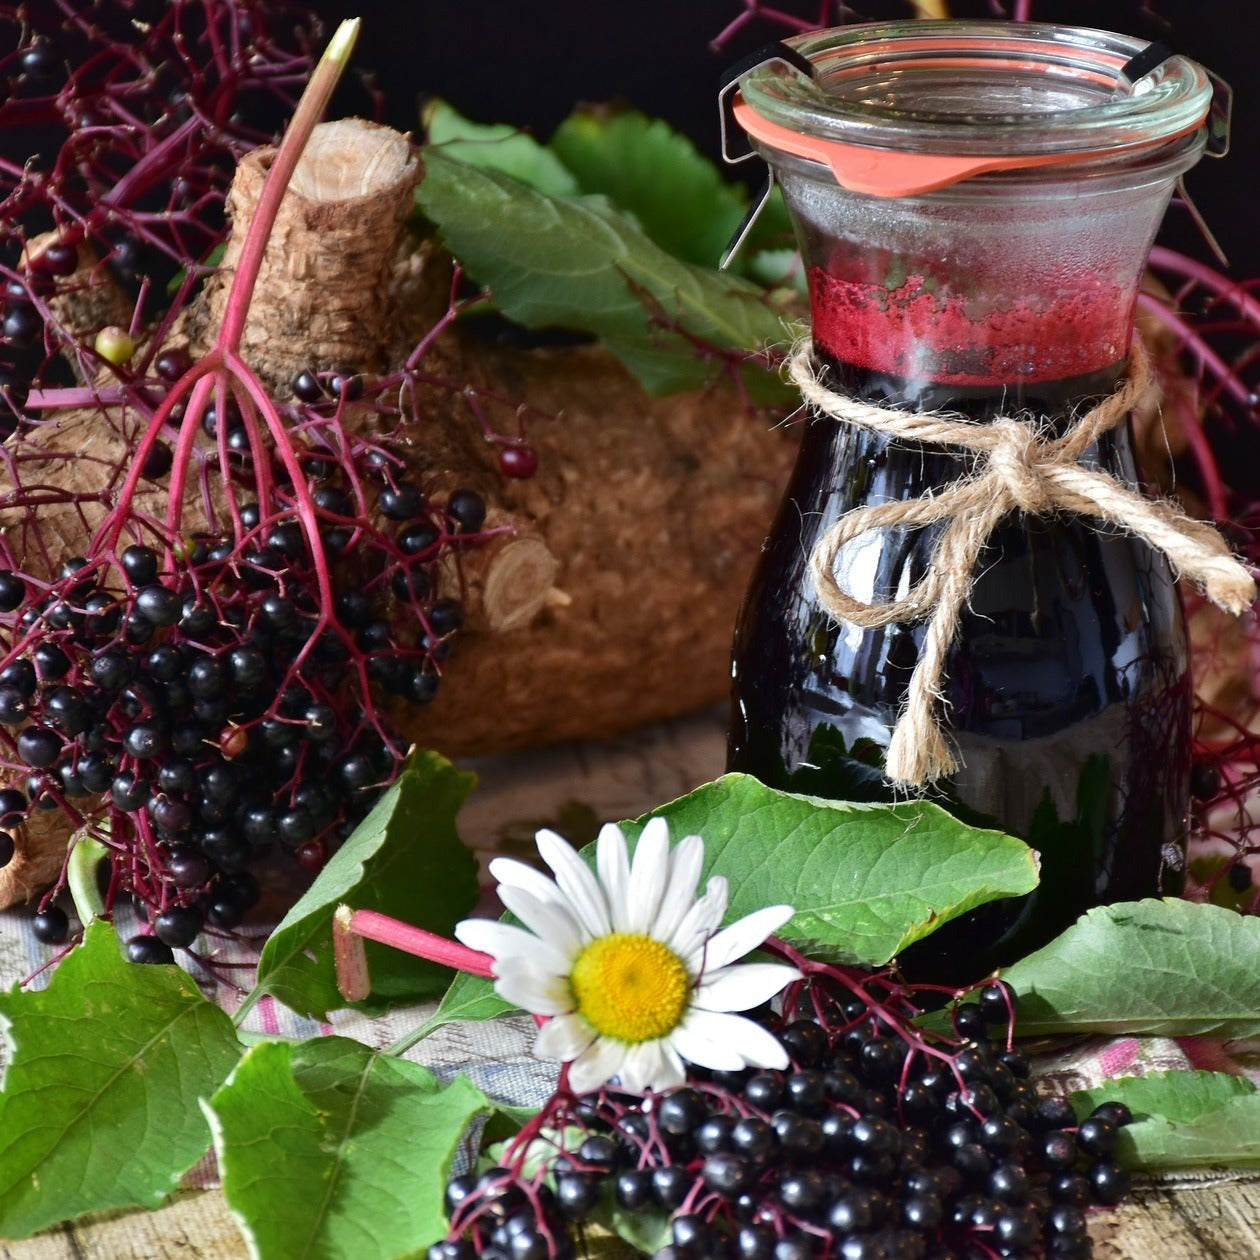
left=787, top=333, right=1257, bottom=788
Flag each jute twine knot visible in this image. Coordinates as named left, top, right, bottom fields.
left=788, top=333, right=1257, bottom=789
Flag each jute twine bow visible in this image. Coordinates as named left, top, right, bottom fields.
left=788, top=333, right=1257, bottom=788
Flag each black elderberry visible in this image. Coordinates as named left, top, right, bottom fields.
left=123, top=721, right=168, bottom=760
left=33, top=642, right=71, bottom=680
left=1032, top=1097, right=1078, bottom=1132
left=777, top=1110, right=827, bottom=1159
left=577, top=1134, right=619, bottom=1169
left=200, top=829, right=252, bottom=873
left=658, top=1088, right=706, bottom=1136
left=33, top=906, right=71, bottom=945
left=1075, top=1115, right=1117, bottom=1157
left=1088, top=1100, right=1133, bottom=1128
left=828, top=1191, right=875, bottom=1233
left=777, top=1168, right=827, bottom=1212
left=428, top=598, right=465, bottom=637
left=953, top=1001, right=988, bottom=1040
left=859, top=1036, right=905, bottom=1082
left=901, top=1193, right=943, bottom=1230
left=380, top=482, right=424, bottom=520
left=391, top=566, right=431, bottom=603
left=0, top=570, right=25, bottom=612
left=744, top=1071, right=785, bottom=1111
left=1048, top=1171, right=1091, bottom=1206
left=696, top=1114, right=734, bottom=1154
left=125, top=934, right=175, bottom=965
left=702, top=1151, right=754, bottom=1196
left=987, top=1161, right=1030, bottom=1202
left=2, top=305, right=41, bottom=346
left=613, top=1168, right=653, bottom=1210
left=0, top=686, right=29, bottom=725
left=771, top=1237, right=813, bottom=1260
left=993, top=1204, right=1039, bottom=1249
left=651, top=1165, right=692, bottom=1209
left=1087, top=1159, right=1131, bottom=1205
left=135, top=584, right=181, bottom=627
left=0, top=788, right=27, bottom=827
left=735, top=1225, right=775, bottom=1260
left=44, top=685, right=91, bottom=735
left=17, top=725, right=63, bottom=768
left=166, top=847, right=210, bottom=889
left=446, top=489, right=487, bottom=532
left=554, top=1173, right=599, bottom=1221
left=1040, top=1129, right=1077, bottom=1171
left=979, top=1114, right=1022, bottom=1152
left=0, top=835, right=13, bottom=869
left=730, top=1116, right=775, bottom=1162
left=120, top=545, right=160, bottom=586
left=154, top=905, right=202, bottom=949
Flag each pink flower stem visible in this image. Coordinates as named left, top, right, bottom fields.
left=335, top=906, right=496, bottom=994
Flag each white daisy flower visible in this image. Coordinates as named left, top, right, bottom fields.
left=454, top=817, right=800, bottom=1094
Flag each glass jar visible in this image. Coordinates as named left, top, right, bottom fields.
left=726, top=21, right=1214, bottom=982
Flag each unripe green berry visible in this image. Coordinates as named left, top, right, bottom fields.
left=94, top=324, right=136, bottom=365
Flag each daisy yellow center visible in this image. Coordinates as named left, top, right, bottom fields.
left=569, top=932, right=691, bottom=1043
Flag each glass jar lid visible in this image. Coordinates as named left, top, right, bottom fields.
left=735, top=21, right=1213, bottom=196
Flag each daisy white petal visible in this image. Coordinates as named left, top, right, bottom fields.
left=487, top=856, right=564, bottom=905
left=536, top=829, right=611, bottom=938
left=667, top=1014, right=752, bottom=1072
left=453, top=919, right=570, bottom=977
left=615, top=1040, right=664, bottom=1093
left=669, top=876, right=729, bottom=967
left=695, top=962, right=801, bottom=1013
left=596, top=824, right=632, bottom=932
left=491, top=967, right=573, bottom=1016
left=675, top=1008, right=790, bottom=1071
left=534, top=1013, right=595, bottom=1061
left=702, top=903, right=795, bottom=971
left=651, top=833, right=705, bottom=947
left=494, top=886, right=584, bottom=959
left=625, top=816, right=671, bottom=933
left=567, top=1036, right=628, bottom=1094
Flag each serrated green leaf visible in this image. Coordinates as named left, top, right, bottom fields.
left=550, top=107, right=748, bottom=269
left=1074, top=1069, right=1256, bottom=1126
left=251, top=750, right=479, bottom=1020
left=424, top=99, right=580, bottom=198
left=421, top=773, right=1037, bottom=1022
left=416, top=150, right=792, bottom=396
left=620, top=774, right=1039, bottom=965
left=209, top=1037, right=491, bottom=1259
left=0, top=920, right=241, bottom=1238
left=1000, top=899, right=1260, bottom=1038
left=1071, top=1071, right=1260, bottom=1169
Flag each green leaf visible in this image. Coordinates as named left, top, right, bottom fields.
left=404, top=968, right=517, bottom=1046
left=621, top=773, right=1039, bottom=966
left=209, top=1037, right=492, bottom=1259
left=416, top=150, right=792, bottom=396
left=550, top=106, right=748, bottom=269
left=424, top=99, right=580, bottom=198
left=251, top=750, right=479, bottom=1020
left=1071, top=1071, right=1260, bottom=1169
left=0, top=920, right=241, bottom=1238
left=429, top=773, right=1038, bottom=1023
left=1001, top=899, right=1260, bottom=1038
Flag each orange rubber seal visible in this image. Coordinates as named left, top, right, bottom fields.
left=732, top=97, right=1207, bottom=197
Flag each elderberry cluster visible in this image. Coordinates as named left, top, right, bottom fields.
left=0, top=469, right=488, bottom=954
left=434, top=980, right=1134, bottom=1260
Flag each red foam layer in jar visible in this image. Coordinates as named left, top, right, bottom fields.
left=808, top=267, right=1132, bottom=387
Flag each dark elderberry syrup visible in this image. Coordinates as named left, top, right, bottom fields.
left=728, top=347, right=1192, bottom=984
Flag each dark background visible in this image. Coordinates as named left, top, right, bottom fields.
left=314, top=0, right=1260, bottom=278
